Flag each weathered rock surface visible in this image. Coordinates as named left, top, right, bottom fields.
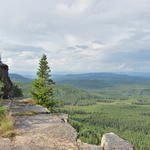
left=101, top=132, right=135, bottom=150
left=77, top=140, right=102, bottom=150
left=0, top=138, right=11, bottom=150
left=0, top=99, right=135, bottom=150
left=0, top=59, right=13, bottom=98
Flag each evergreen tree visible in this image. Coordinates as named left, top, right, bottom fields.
left=30, top=54, right=56, bottom=111
left=12, top=84, right=23, bottom=98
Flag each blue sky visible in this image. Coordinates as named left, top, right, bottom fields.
left=0, top=0, right=150, bottom=75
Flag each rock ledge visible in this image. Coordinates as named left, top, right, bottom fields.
left=0, top=99, right=135, bottom=150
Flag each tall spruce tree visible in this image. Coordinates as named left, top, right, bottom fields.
left=30, top=54, right=56, bottom=111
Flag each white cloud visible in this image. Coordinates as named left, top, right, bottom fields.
left=0, top=0, right=150, bottom=74
left=56, top=0, right=94, bottom=16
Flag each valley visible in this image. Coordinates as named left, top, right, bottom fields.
left=11, top=72, right=150, bottom=150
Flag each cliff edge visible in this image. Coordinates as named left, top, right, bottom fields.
left=0, top=98, right=135, bottom=150
left=0, top=59, right=13, bottom=98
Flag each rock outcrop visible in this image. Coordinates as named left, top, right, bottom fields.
left=101, top=133, right=135, bottom=150
left=0, top=59, right=13, bottom=98
left=0, top=98, right=135, bottom=150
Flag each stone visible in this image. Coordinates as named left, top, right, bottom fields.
left=101, top=132, right=135, bottom=150
left=0, top=58, right=13, bottom=98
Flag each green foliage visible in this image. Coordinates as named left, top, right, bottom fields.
left=53, top=85, right=110, bottom=105
left=15, top=81, right=112, bottom=105
left=0, top=81, right=4, bottom=97
left=16, top=80, right=150, bottom=106
left=59, top=103, right=150, bottom=150
left=37, top=54, right=54, bottom=85
left=80, top=128, right=100, bottom=145
left=31, top=78, right=56, bottom=111
left=69, top=119, right=82, bottom=132
left=14, top=81, right=32, bottom=98
left=30, top=54, right=56, bottom=111
left=2, top=130, right=16, bottom=138
left=0, top=106, right=8, bottom=116
left=12, top=84, right=23, bottom=97
left=0, top=110, right=14, bottom=136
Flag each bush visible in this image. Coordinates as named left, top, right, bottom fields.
left=12, top=84, right=23, bottom=98
left=80, top=128, right=99, bottom=145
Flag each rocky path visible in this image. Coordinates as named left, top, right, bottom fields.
left=0, top=98, right=80, bottom=150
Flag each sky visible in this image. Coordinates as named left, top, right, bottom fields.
left=0, top=0, right=150, bottom=75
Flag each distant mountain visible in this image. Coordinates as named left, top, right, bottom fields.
left=10, top=72, right=150, bottom=89
left=53, top=72, right=150, bottom=89
left=22, top=74, right=36, bottom=79
left=53, top=72, right=150, bottom=81
left=119, top=72, right=150, bottom=77
left=9, top=73, right=33, bottom=82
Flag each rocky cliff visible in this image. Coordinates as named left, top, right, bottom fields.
left=0, top=98, right=135, bottom=150
left=0, top=59, right=13, bottom=98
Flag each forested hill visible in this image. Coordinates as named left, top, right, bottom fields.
left=53, top=73, right=150, bottom=89
left=11, top=72, right=150, bottom=89
left=9, top=73, right=33, bottom=82
left=11, top=72, right=150, bottom=83
left=12, top=72, right=150, bottom=106
left=11, top=72, right=150, bottom=149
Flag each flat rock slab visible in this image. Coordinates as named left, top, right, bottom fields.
left=0, top=99, right=79, bottom=150
left=10, top=100, right=50, bottom=114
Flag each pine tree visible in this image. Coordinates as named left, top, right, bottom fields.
left=30, top=54, right=56, bottom=111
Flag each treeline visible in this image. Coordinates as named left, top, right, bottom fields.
left=15, top=81, right=113, bottom=105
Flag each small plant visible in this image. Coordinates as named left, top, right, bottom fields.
left=0, top=106, right=8, bottom=116
left=0, top=113, right=14, bottom=136
left=12, top=83, right=23, bottom=98
left=2, top=130, right=16, bottom=138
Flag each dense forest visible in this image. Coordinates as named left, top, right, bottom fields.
left=12, top=73, right=150, bottom=150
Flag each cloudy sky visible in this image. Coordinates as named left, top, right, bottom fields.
left=0, top=0, right=150, bottom=75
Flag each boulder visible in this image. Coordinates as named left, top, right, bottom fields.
left=101, top=132, right=135, bottom=150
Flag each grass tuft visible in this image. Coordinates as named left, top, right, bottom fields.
left=2, top=130, right=16, bottom=138
left=0, top=106, right=15, bottom=137
left=14, top=110, right=38, bottom=116
left=0, top=112, right=14, bottom=137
